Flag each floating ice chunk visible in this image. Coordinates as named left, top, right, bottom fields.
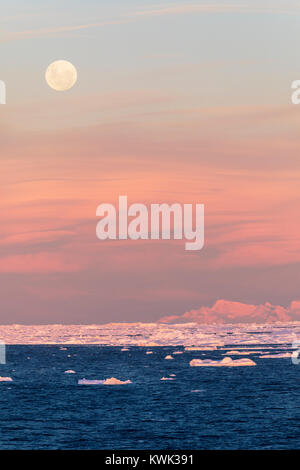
left=185, top=346, right=217, bottom=351
left=190, top=357, right=256, bottom=367
left=160, top=377, right=175, bottom=381
left=173, top=351, right=183, bottom=354
left=103, top=377, right=132, bottom=385
left=259, top=353, right=291, bottom=358
left=169, top=373, right=176, bottom=376
left=121, top=348, right=129, bottom=351
left=64, top=370, right=76, bottom=374
left=225, top=350, right=245, bottom=355
left=78, top=377, right=132, bottom=385
left=223, top=357, right=257, bottom=366
left=60, top=347, right=67, bottom=350
left=224, top=350, right=263, bottom=355
left=0, top=377, right=13, bottom=382
left=165, top=355, right=174, bottom=360
left=146, top=351, right=153, bottom=354
left=78, top=379, right=104, bottom=385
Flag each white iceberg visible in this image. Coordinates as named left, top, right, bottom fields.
left=146, top=351, right=153, bottom=354
left=64, top=370, right=76, bottom=374
left=160, top=377, right=175, bottom=381
left=164, top=355, right=173, bottom=360
left=103, top=377, right=132, bottom=385
left=0, top=377, right=13, bottom=382
left=190, top=357, right=256, bottom=367
left=173, top=351, right=183, bottom=354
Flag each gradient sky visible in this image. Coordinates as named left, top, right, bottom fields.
left=1, top=0, right=300, bottom=323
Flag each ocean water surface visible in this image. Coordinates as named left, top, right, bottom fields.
left=0, top=344, right=299, bottom=449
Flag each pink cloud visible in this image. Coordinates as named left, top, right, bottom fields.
left=2, top=19, right=127, bottom=41
left=0, top=253, right=82, bottom=273
left=133, top=2, right=300, bottom=17
left=0, top=230, right=74, bottom=246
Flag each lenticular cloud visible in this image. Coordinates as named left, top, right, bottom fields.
left=159, top=299, right=300, bottom=324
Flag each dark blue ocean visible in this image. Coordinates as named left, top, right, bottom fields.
left=0, top=345, right=298, bottom=449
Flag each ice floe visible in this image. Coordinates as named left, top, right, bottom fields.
left=223, top=350, right=263, bottom=355
left=259, top=353, right=291, bottom=359
left=64, top=370, right=76, bottom=374
left=103, top=377, right=132, bottom=385
left=78, top=379, right=104, bottom=385
left=78, top=377, right=131, bottom=385
left=190, top=357, right=256, bottom=367
left=164, top=355, right=173, bottom=360
left=160, top=377, right=175, bottom=381
left=146, top=351, right=153, bottom=354
left=0, top=377, right=13, bottom=382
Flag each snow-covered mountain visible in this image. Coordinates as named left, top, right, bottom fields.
left=159, top=299, right=300, bottom=324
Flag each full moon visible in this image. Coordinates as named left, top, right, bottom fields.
left=45, top=60, right=77, bottom=91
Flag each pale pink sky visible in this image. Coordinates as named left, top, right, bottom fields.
left=1, top=1, right=300, bottom=323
